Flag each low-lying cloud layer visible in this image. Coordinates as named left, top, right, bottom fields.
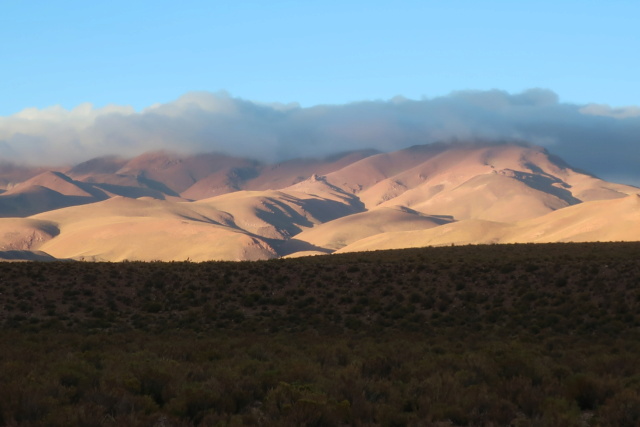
left=1, top=89, right=639, bottom=185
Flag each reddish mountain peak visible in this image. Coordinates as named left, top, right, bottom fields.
left=67, top=156, right=127, bottom=177
left=118, top=151, right=183, bottom=172
left=0, top=161, right=51, bottom=190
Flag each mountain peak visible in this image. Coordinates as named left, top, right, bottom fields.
left=0, top=142, right=638, bottom=261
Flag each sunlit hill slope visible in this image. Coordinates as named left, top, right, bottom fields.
left=0, top=142, right=637, bottom=261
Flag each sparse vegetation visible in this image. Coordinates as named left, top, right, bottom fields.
left=2, top=242, right=640, bottom=425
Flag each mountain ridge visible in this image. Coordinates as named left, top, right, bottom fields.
left=0, top=142, right=637, bottom=261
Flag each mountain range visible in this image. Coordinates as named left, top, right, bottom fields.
left=0, top=142, right=638, bottom=261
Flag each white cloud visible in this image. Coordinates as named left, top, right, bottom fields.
left=579, top=104, right=640, bottom=119
left=0, top=89, right=639, bottom=185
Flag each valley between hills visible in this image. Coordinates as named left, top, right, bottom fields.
left=0, top=142, right=638, bottom=261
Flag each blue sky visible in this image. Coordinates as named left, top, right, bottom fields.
left=2, top=0, right=638, bottom=115
left=1, top=0, right=640, bottom=186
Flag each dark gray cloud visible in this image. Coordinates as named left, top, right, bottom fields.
left=1, top=89, right=639, bottom=185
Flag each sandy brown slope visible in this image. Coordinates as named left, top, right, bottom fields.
left=194, top=177, right=364, bottom=241
left=292, top=206, right=452, bottom=251
left=18, top=175, right=366, bottom=261
left=505, top=193, right=640, bottom=243
left=335, top=194, right=640, bottom=253
left=0, top=185, right=102, bottom=218
left=0, top=218, right=59, bottom=250
left=31, top=197, right=276, bottom=262
left=400, top=173, right=569, bottom=222
left=7, top=171, right=107, bottom=198
left=322, top=144, right=449, bottom=195
left=323, top=143, right=637, bottom=223
left=334, top=219, right=514, bottom=253
left=38, top=217, right=275, bottom=262
left=0, top=171, right=111, bottom=217
left=0, top=172, right=366, bottom=261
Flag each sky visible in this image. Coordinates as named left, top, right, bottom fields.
left=2, top=0, right=638, bottom=113
left=1, top=1, right=639, bottom=184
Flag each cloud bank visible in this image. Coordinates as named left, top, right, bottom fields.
left=1, top=89, right=640, bottom=185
